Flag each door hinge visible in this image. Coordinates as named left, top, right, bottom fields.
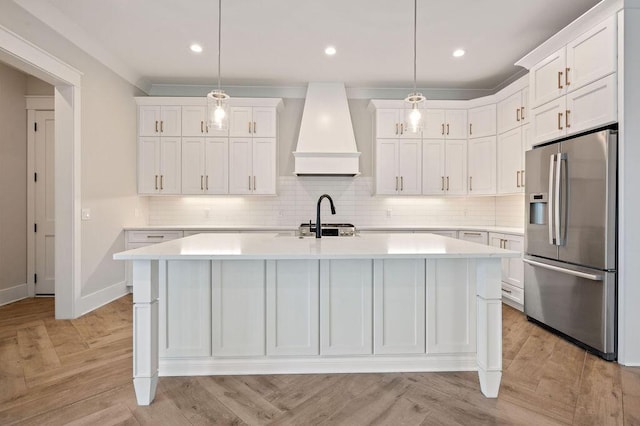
left=34, top=172, right=38, bottom=182
left=34, top=122, right=38, bottom=132
left=34, top=274, right=38, bottom=284
left=34, top=223, right=37, bottom=233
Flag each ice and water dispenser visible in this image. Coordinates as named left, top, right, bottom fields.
left=529, top=193, right=547, bottom=225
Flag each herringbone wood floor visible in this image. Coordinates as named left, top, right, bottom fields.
left=0, top=295, right=638, bottom=425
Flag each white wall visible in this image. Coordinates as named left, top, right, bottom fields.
left=0, top=2, right=148, bottom=309
left=0, top=62, right=27, bottom=297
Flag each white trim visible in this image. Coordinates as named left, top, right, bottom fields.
left=25, top=95, right=54, bottom=110
left=1, top=22, right=83, bottom=319
left=77, top=281, right=129, bottom=317
left=134, top=96, right=284, bottom=110
left=0, top=283, right=29, bottom=306
left=159, top=355, right=477, bottom=377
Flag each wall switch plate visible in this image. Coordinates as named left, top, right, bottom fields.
left=81, top=208, right=91, bottom=221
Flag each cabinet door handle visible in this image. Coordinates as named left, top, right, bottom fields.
left=206, top=175, right=209, bottom=190
left=502, top=288, right=512, bottom=294
left=201, top=175, right=204, bottom=190
left=516, top=108, right=521, bottom=122
left=160, top=121, right=164, bottom=133
left=565, top=67, right=571, bottom=86
left=155, top=175, right=158, bottom=190
left=558, top=71, right=564, bottom=89
left=566, top=110, right=571, bottom=128
left=469, top=176, right=473, bottom=191
left=400, top=176, right=403, bottom=191
left=520, top=106, right=525, bottom=121
left=160, top=175, right=164, bottom=190
left=447, top=176, right=450, bottom=191
left=248, top=176, right=252, bottom=190
left=155, top=121, right=158, bottom=133
left=441, top=176, right=444, bottom=191
left=469, top=123, right=472, bottom=135
left=521, top=170, right=525, bottom=187
left=201, top=121, right=204, bottom=133
left=253, top=176, right=256, bottom=191
left=400, top=123, right=404, bottom=135
left=395, top=176, right=399, bottom=191
left=395, top=123, right=399, bottom=135
left=441, top=123, right=445, bottom=135
left=517, top=170, right=521, bottom=188
left=446, top=123, right=450, bottom=135
left=558, top=112, right=564, bottom=130
left=253, top=122, right=257, bottom=134
left=248, top=122, right=252, bottom=134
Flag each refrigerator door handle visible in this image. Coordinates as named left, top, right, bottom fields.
left=523, top=258, right=603, bottom=281
left=558, top=152, right=568, bottom=245
left=554, top=153, right=563, bottom=245
left=548, top=153, right=557, bottom=245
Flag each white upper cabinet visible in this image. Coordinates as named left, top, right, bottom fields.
left=467, top=136, right=496, bottom=195
left=138, top=137, right=181, bottom=195
left=229, top=138, right=277, bottom=195
left=230, top=106, right=277, bottom=138
left=138, top=106, right=181, bottom=137
left=467, top=104, right=496, bottom=139
left=181, top=137, right=228, bottom=195
left=530, top=15, right=616, bottom=109
left=375, top=139, right=422, bottom=195
left=497, top=128, right=524, bottom=194
left=424, top=109, right=467, bottom=139
left=423, top=139, right=467, bottom=195
left=375, top=109, right=423, bottom=139
left=497, top=90, right=529, bottom=134
left=181, top=106, right=208, bottom=137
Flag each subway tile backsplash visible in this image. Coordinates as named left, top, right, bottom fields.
left=148, top=177, right=524, bottom=228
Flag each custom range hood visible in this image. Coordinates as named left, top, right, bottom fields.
left=293, top=83, right=361, bottom=176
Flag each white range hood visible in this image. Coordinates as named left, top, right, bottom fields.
left=293, top=82, right=361, bottom=176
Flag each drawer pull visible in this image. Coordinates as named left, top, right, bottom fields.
left=463, top=232, right=482, bottom=236
left=502, top=288, right=512, bottom=294
left=146, top=235, right=165, bottom=239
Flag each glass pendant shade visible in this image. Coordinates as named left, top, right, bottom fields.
left=207, top=89, right=230, bottom=130
left=405, top=93, right=425, bottom=133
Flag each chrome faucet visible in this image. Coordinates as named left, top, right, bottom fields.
left=316, top=194, right=336, bottom=238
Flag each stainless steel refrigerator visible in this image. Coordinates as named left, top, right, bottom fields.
left=524, top=127, right=617, bottom=360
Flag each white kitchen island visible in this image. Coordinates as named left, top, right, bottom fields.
left=114, top=232, right=518, bottom=405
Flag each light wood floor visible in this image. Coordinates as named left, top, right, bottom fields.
left=0, top=295, right=638, bottom=425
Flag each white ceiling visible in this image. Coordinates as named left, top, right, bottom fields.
left=16, top=0, right=602, bottom=92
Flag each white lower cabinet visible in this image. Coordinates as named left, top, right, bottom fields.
left=160, top=260, right=212, bottom=357
left=426, top=259, right=476, bottom=353
left=373, top=259, right=425, bottom=354
left=212, top=260, right=266, bottom=356
left=266, top=260, right=319, bottom=356
left=489, top=233, right=524, bottom=310
left=458, top=231, right=489, bottom=245
left=320, top=259, right=373, bottom=355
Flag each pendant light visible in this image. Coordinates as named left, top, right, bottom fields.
left=405, top=0, right=425, bottom=133
left=207, top=0, right=230, bottom=130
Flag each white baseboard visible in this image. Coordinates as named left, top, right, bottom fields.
left=77, top=280, right=129, bottom=316
left=502, top=298, right=523, bottom=312
left=159, top=354, right=477, bottom=377
left=0, top=283, right=29, bottom=306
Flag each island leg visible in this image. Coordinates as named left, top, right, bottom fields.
left=475, top=258, right=503, bottom=398
left=132, top=260, right=160, bottom=405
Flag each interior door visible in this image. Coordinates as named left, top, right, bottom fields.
left=35, top=110, right=55, bottom=295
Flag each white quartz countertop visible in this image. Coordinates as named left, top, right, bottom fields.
left=114, top=232, right=520, bottom=261
left=122, top=225, right=524, bottom=236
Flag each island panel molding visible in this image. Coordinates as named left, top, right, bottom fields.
left=114, top=232, right=518, bottom=405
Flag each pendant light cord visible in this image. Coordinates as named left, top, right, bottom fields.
left=412, top=0, right=417, bottom=94
left=217, top=0, right=222, bottom=91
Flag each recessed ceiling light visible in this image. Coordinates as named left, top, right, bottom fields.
left=453, top=49, right=465, bottom=58
left=325, top=46, right=337, bottom=56
left=190, top=44, right=203, bottom=53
